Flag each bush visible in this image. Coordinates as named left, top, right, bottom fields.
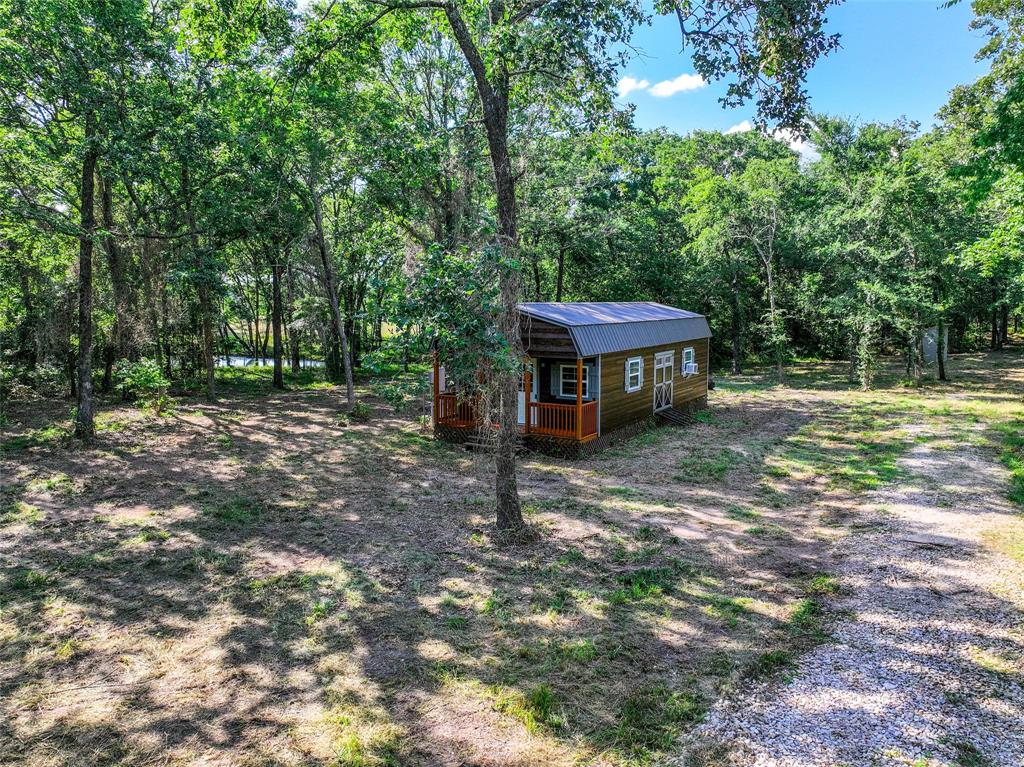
left=350, top=401, right=373, bottom=422
left=0, top=363, right=66, bottom=399
left=374, top=378, right=429, bottom=412
left=114, top=358, right=171, bottom=413
left=336, top=400, right=373, bottom=426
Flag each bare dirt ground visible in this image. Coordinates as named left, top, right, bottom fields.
left=2, top=351, right=1022, bottom=767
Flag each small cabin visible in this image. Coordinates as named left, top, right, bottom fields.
left=432, top=302, right=712, bottom=455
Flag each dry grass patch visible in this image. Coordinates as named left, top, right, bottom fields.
left=9, top=355, right=1015, bottom=766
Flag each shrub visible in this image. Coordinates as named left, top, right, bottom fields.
left=350, top=401, right=373, bottom=422
left=374, top=378, right=428, bottom=412
left=336, top=401, right=373, bottom=426
left=114, top=358, right=171, bottom=413
left=492, top=683, right=560, bottom=733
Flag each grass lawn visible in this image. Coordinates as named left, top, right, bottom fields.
left=2, top=349, right=1023, bottom=766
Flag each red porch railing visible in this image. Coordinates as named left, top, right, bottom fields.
left=437, top=393, right=478, bottom=427
left=436, top=395, right=598, bottom=441
left=529, top=400, right=598, bottom=440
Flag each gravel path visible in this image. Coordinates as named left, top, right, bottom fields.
left=682, top=433, right=1024, bottom=767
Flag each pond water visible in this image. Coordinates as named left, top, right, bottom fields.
left=216, top=355, right=325, bottom=369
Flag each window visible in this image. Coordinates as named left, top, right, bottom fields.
left=625, top=356, right=643, bottom=392
left=682, top=347, right=697, bottom=376
left=559, top=364, right=589, bottom=398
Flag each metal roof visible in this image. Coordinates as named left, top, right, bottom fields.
left=518, top=302, right=711, bottom=357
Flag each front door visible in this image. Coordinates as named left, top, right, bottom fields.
left=653, top=352, right=673, bottom=412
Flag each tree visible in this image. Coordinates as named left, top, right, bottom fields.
left=941, top=0, right=1024, bottom=347
left=661, top=130, right=793, bottom=373
left=366, top=0, right=840, bottom=534
left=0, top=0, right=155, bottom=438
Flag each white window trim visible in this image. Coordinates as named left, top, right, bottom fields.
left=682, top=347, right=697, bottom=376
left=625, top=356, right=643, bottom=393
left=558, top=364, right=589, bottom=399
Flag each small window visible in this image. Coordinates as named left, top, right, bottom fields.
left=559, top=364, right=589, bottom=398
left=625, top=356, right=643, bottom=392
left=682, top=347, right=698, bottom=376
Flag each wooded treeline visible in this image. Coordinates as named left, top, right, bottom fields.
left=1, top=0, right=1022, bottom=529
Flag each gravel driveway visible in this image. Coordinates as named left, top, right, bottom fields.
left=681, top=430, right=1024, bottom=767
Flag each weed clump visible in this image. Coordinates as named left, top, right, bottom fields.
left=492, top=683, right=560, bottom=733
left=605, top=684, right=705, bottom=756
left=609, top=567, right=676, bottom=604
left=674, top=449, right=736, bottom=483
left=994, top=419, right=1024, bottom=507
left=203, top=495, right=262, bottom=525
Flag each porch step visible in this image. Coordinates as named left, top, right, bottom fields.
left=656, top=407, right=695, bottom=427
left=460, top=433, right=527, bottom=455
left=462, top=433, right=493, bottom=453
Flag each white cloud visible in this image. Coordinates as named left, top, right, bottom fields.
left=725, top=120, right=753, bottom=135
left=773, top=128, right=821, bottom=163
left=718, top=121, right=821, bottom=163
left=616, top=76, right=650, bottom=98
left=648, top=73, right=706, bottom=97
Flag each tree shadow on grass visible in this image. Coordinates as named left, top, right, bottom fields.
left=0, top=395, right=829, bottom=765
left=2, top=360, right=1021, bottom=767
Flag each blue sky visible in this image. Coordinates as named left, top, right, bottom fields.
left=616, top=1, right=989, bottom=140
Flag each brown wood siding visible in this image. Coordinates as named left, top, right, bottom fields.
left=674, top=338, right=709, bottom=407
left=599, top=338, right=709, bottom=433
left=520, top=317, right=576, bottom=358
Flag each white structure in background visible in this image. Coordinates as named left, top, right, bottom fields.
left=923, top=326, right=948, bottom=365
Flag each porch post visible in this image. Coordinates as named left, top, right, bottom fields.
left=524, top=359, right=532, bottom=436
left=575, top=357, right=583, bottom=440
left=432, top=351, right=440, bottom=427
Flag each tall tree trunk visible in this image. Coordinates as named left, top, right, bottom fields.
left=531, top=255, right=542, bottom=301
left=199, top=285, right=215, bottom=393
left=16, top=258, right=38, bottom=371
left=100, top=173, right=133, bottom=378
left=911, top=328, right=924, bottom=386
left=991, top=286, right=1000, bottom=351
left=764, top=258, right=784, bottom=384
left=937, top=315, right=947, bottom=382
left=445, top=6, right=524, bottom=534
left=286, top=262, right=301, bottom=373
left=74, top=112, right=98, bottom=441
left=555, top=242, right=566, bottom=303
left=271, top=254, right=284, bottom=390
left=730, top=270, right=742, bottom=375
left=182, top=164, right=215, bottom=398
left=161, top=282, right=172, bottom=379
left=858, top=298, right=877, bottom=391
left=1001, top=304, right=1009, bottom=345
left=143, top=238, right=164, bottom=375
left=847, top=331, right=857, bottom=382
left=309, top=173, right=355, bottom=409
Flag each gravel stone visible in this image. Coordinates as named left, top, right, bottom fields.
left=678, top=432, right=1024, bottom=767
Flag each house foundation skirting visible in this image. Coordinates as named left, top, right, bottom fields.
left=433, top=394, right=709, bottom=459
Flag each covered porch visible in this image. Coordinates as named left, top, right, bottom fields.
left=433, top=356, right=598, bottom=442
